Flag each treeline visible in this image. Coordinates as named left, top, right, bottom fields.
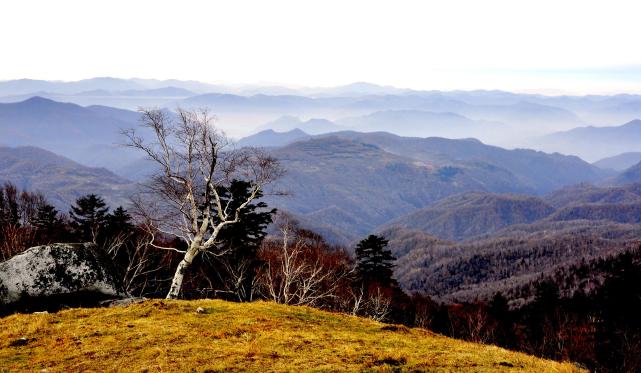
left=0, top=183, right=133, bottom=260
left=0, top=182, right=411, bottom=322
left=413, top=247, right=641, bottom=372
left=389, top=220, right=641, bottom=304
left=3, top=183, right=641, bottom=371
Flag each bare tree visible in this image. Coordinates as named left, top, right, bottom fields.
left=216, top=254, right=258, bottom=302
left=257, top=217, right=352, bottom=307
left=461, top=305, right=495, bottom=344
left=103, top=227, right=167, bottom=296
left=365, top=286, right=392, bottom=322
left=349, top=285, right=366, bottom=316
left=124, top=108, right=282, bottom=299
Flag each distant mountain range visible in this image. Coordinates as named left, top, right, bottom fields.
left=259, top=132, right=614, bottom=243
left=316, top=131, right=610, bottom=193
left=257, top=116, right=346, bottom=135
left=535, top=119, right=641, bottom=162
left=0, top=77, right=221, bottom=96
left=0, top=94, right=639, bottom=247
left=7, top=79, right=641, bottom=150
left=237, top=129, right=310, bottom=148
left=335, top=110, right=505, bottom=140
left=612, top=160, right=641, bottom=185
left=0, top=96, right=611, bottom=190
left=0, top=97, right=147, bottom=175
left=180, top=93, right=586, bottom=142
left=0, top=146, right=133, bottom=210
left=593, top=152, right=641, bottom=171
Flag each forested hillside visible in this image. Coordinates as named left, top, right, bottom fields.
left=389, top=221, right=641, bottom=303
left=0, top=146, right=133, bottom=209
left=381, top=184, right=641, bottom=304
left=263, top=133, right=613, bottom=242
left=385, top=193, right=555, bottom=240
left=321, top=131, right=609, bottom=193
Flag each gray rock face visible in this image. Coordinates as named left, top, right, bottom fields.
left=0, top=243, right=127, bottom=307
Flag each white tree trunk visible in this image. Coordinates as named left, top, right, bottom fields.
left=166, top=245, right=199, bottom=299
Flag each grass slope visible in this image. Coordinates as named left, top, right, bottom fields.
left=0, top=299, right=582, bottom=372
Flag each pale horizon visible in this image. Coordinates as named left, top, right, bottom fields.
left=4, top=0, right=641, bottom=95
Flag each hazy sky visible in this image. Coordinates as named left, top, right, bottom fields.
left=3, top=0, right=641, bottom=94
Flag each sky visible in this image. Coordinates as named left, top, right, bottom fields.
left=3, top=0, right=641, bottom=94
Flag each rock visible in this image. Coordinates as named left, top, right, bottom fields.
left=196, top=307, right=205, bottom=313
left=0, top=243, right=128, bottom=313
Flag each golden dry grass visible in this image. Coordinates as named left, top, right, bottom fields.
left=0, top=299, right=583, bottom=372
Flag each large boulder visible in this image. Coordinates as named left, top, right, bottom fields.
left=0, top=243, right=127, bottom=313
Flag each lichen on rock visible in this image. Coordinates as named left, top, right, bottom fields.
left=0, top=243, right=127, bottom=312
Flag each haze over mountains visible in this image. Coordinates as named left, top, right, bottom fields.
left=3, top=77, right=641, bottom=151
left=0, top=97, right=152, bottom=178
left=535, top=119, right=641, bottom=162
left=0, top=146, right=132, bottom=209
left=4, top=78, right=641, bottom=304
left=593, top=152, right=641, bottom=171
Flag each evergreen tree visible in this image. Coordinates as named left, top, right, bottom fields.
left=212, top=180, right=275, bottom=251
left=202, top=180, right=276, bottom=301
left=355, top=235, right=396, bottom=287
left=106, top=206, right=134, bottom=236
left=33, top=203, right=65, bottom=242
left=69, top=194, right=109, bottom=242
left=33, top=204, right=61, bottom=230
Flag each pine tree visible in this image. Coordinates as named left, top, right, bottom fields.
left=33, top=203, right=64, bottom=242
left=106, top=206, right=134, bottom=236
left=33, top=204, right=61, bottom=230
left=69, top=194, right=109, bottom=242
left=212, top=180, right=275, bottom=252
left=355, top=235, right=396, bottom=287
left=203, top=180, right=276, bottom=301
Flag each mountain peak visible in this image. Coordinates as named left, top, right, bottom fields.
left=21, top=96, right=57, bottom=105
left=237, top=127, right=309, bottom=148
left=621, top=119, right=641, bottom=128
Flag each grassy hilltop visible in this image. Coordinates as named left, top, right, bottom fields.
left=0, top=299, right=582, bottom=372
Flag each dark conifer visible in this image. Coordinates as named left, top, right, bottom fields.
left=32, top=203, right=65, bottom=242
left=200, top=180, right=276, bottom=301
left=354, top=234, right=396, bottom=287
left=107, top=206, right=134, bottom=236
left=33, top=204, right=61, bottom=230
left=69, top=194, right=109, bottom=242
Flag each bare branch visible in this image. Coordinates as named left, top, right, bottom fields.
left=124, top=107, right=282, bottom=299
